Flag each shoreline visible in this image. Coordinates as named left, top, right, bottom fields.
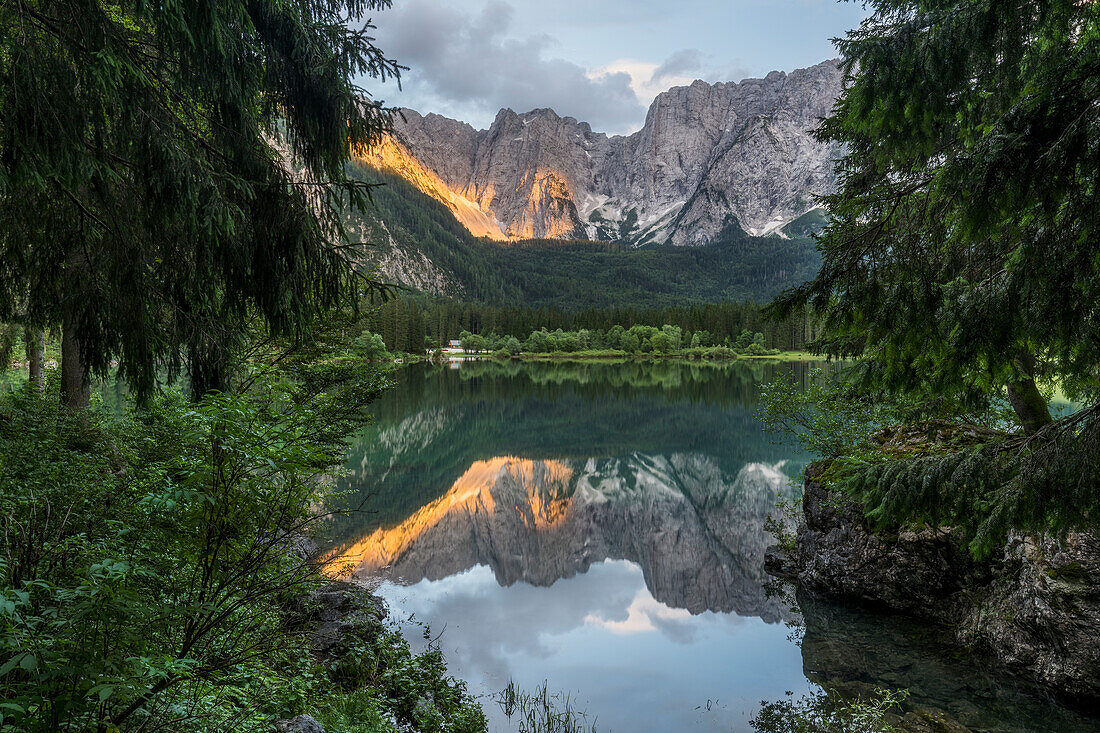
left=766, top=463, right=1100, bottom=713
left=398, top=349, right=823, bottom=365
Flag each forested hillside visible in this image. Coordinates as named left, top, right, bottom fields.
left=346, top=165, right=823, bottom=310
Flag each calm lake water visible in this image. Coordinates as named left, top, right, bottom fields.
left=327, top=360, right=1096, bottom=732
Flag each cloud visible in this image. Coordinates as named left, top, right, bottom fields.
left=370, top=0, right=645, bottom=134
left=586, top=50, right=752, bottom=120
left=650, top=49, right=704, bottom=84
left=363, top=2, right=754, bottom=134
left=584, top=590, right=695, bottom=641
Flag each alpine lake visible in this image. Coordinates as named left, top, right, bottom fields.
left=324, top=360, right=1096, bottom=732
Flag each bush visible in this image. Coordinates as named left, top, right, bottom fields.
left=352, top=332, right=390, bottom=361
left=0, top=354, right=490, bottom=731
left=0, top=386, right=335, bottom=730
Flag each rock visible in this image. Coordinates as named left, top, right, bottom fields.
left=763, top=543, right=799, bottom=578
left=366, top=60, right=843, bottom=247
left=795, top=589, right=1096, bottom=731
left=414, top=690, right=436, bottom=721
left=274, top=714, right=324, bottom=733
left=958, top=532, right=1100, bottom=703
left=303, top=581, right=386, bottom=656
left=793, top=469, right=989, bottom=617
left=280, top=530, right=320, bottom=565
left=778, top=464, right=1100, bottom=709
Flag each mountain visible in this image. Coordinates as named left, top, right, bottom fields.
left=360, top=59, right=843, bottom=247
left=343, top=163, right=824, bottom=306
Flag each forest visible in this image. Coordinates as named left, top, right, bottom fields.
left=347, top=165, right=825, bottom=309
left=361, top=295, right=818, bottom=354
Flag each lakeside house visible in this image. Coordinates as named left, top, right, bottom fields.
left=441, top=339, right=465, bottom=355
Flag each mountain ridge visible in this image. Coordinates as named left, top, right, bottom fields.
left=360, top=59, right=843, bottom=247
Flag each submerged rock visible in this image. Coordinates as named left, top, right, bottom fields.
left=769, top=464, right=1100, bottom=710
left=797, top=589, right=1094, bottom=732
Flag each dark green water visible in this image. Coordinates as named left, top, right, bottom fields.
left=327, top=361, right=1094, bottom=732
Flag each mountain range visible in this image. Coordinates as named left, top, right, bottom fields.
left=358, top=59, right=843, bottom=248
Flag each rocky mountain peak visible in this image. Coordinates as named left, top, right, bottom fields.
left=370, top=59, right=844, bottom=245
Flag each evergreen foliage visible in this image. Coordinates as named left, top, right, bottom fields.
left=448, top=323, right=780, bottom=358
left=761, top=366, right=1097, bottom=557
left=847, top=404, right=1100, bottom=558
left=764, top=0, right=1100, bottom=547
left=772, top=0, right=1100, bottom=432
left=365, top=294, right=818, bottom=354
left=0, top=0, right=401, bottom=400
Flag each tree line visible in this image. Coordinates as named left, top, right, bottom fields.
left=362, top=295, right=820, bottom=354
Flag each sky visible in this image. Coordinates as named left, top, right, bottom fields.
left=358, top=0, right=869, bottom=136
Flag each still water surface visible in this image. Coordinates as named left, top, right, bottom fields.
left=327, top=360, right=1095, bottom=732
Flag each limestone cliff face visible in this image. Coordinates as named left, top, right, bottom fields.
left=354, top=136, right=507, bottom=241
left=331, top=453, right=797, bottom=622
left=380, top=60, right=843, bottom=246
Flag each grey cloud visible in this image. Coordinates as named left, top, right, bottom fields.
left=372, top=0, right=645, bottom=133
left=650, top=49, right=704, bottom=84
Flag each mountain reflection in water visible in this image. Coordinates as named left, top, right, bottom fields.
left=326, top=362, right=1095, bottom=732
left=332, top=452, right=797, bottom=622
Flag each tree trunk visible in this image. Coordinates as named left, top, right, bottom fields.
left=24, top=327, right=45, bottom=393
left=188, top=341, right=228, bottom=402
left=1006, top=350, right=1053, bottom=435
left=61, top=313, right=90, bottom=409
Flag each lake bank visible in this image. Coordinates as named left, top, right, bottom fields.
left=767, top=462, right=1100, bottom=714
left=399, top=348, right=821, bottom=365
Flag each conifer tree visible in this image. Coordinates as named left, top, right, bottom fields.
left=773, top=0, right=1100, bottom=433
left=0, top=0, right=402, bottom=404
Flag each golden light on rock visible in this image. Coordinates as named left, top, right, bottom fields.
left=355, top=136, right=511, bottom=241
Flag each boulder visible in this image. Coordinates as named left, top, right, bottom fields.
left=274, top=714, right=324, bottom=733
left=304, top=581, right=386, bottom=656
left=958, top=532, right=1100, bottom=704
left=774, top=465, right=1100, bottom=709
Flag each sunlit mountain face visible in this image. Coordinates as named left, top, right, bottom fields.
left=354, top=60, right=844, bottom=248
left=356, top=136, right=511, bottom=241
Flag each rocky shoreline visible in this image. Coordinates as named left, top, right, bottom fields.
left=765, top=464, right=1100, bottom=712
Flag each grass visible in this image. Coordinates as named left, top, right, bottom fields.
left=496, top=680, right=600, bottom=733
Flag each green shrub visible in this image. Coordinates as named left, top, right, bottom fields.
left=0, top=358, right=484, bottom=731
